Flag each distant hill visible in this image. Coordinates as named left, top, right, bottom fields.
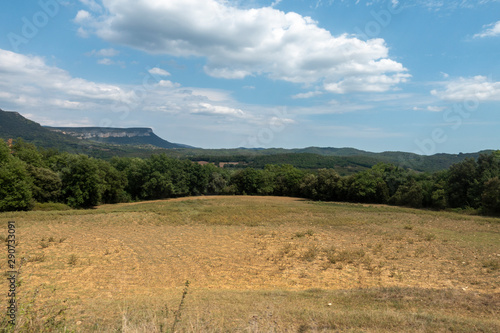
left=45, top=126, right=192, bottom=149
left=0, top=108, right=191, bottom=153
left=289, top=147, right=493, bottom=172
left=184, top=147, right=494, bottom=173
left=0, top=108, right=83, bottom=151
left=1, top=108, right=495, bottom=173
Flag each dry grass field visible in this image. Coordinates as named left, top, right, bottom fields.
left=1, top=196, right=499, bottom=332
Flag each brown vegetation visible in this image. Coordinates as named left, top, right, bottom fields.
left=1, top=196, right=499, bottom=331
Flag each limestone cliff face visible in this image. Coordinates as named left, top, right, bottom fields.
left=44, top=126, right=190, bottom=149
left=46, top=127, right=154, bottom=140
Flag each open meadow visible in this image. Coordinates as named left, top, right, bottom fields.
left=1, top=196, right=499, bottom=332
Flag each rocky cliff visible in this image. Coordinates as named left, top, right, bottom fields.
left=46, top=127, right=154, bottom=140
left=45, top=126, right=189, bottom=149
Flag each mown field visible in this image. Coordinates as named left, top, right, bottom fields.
left=1, top=196, right=499, bottom=332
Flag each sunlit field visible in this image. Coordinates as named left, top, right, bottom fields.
left=1, top=196, right=499, bottom=332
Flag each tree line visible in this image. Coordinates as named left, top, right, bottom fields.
left=1, top=139, right=499, bottom=215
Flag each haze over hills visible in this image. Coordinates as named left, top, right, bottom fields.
left=0, top=108, right=494, bottom=173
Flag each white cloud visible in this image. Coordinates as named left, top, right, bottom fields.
left=431, top=76, right=500, bottom=102
left=148, top=67, right=171, bottom=76
left=314, top=0, right=499, bottom=10
left=474, top=21, right=500, bottom=38
left=74, top=10, right=91, bottom=23
left=77, top=27, right=90, bottom=38
left=292, top=91, right=323, bottom=99
left=192, top=103, right=247, bottom=117
left=291, top=100, right=373, bottom=115
left=0, top=49, right=126, bottom=106
left=79, top=0, right=102, bottom=12
left=426, top=105, right=447, bottom=112
left=0, top=48, right=273, bottom=128
left=324, top=72, right=410, bottom=94
left=95, top=58, right=125, bottom=67
left=97, top=58, right=113, bottom=65
left=411, top=0, right=500, bottom=11
left=74, top=0, right=409, bottom=94
left=187, top=88, right=232, bottom=102
left=87, top=48, right=120, bottom=57
left=21, top=114, right=94, bottom=127
left=158, top=80, right=180, bottom=88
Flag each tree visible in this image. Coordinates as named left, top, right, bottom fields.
left=60, top=155, right=103, bottom=208
left=373, top=163, right=409, bottom=198
left=119, top=157, right=149, bottom=200
left=184, top=161, right=210, bottom=196
left=346, top=169, right=389, bottom=203
left=96, top=160, right=128, bottom=204
left=206, top=165, right=229, bottom=195
left=300, top=173, right=319, bottom=200
left=389, top=179, right=424, bottom=208
left=265, top=164, right=304, bottom=197
left=0, top=139, right=33, bottom=211
left=482, top=177, right=500, bottom=214
left=11, top=139, right=45, bottom=167
left=29, top=166, right=62, bottom=203
left=315, top=169, right=342, bottom=201
left=446, top=158, right=478, bottom=208
left=230, top=168, right=272, bottom=195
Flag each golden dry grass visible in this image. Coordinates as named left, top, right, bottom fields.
left=1, top=196, right=499, bottom=332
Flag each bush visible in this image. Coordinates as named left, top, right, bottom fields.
left=33, top=202, right=72, bottom=211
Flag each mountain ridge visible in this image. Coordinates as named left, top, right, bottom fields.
left=44, top=126, right=192, bottom=149
left=0, top=108, right=190, bottom=150
left=0, top=108, right=495, bottom=172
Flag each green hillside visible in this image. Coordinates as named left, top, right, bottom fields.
left=0, top=109, right=83, bottom=151
left=0, top=109, right=187, bottom=156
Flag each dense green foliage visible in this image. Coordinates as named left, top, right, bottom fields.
left=0, top=141, right=33, bottom=211
left=1, top=138, right=499, bottom=215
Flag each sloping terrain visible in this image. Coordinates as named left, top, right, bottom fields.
left=2, top=196, right=498, bottom=331
left=0, top=109, right=83, bottom=151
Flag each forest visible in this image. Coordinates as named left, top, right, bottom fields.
left=1, top=138, right=499, bottom=215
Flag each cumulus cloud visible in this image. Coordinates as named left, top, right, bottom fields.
left=78, top=0, right=102, bottom=13
left=97, top=58, right=114, bottom=65
left=431, top=76, right=500, bottom=102
left=0, top=49, right=126, bottom=107
left=74, top=0, right=409, bottom=94
left=192, top=103, right=246, bottom=117
left=74, top=10, right=91, bottom=23
left=87, top=48, right=120, bottom=57
left=474, top=21, right=500, bottom=38
left=157, top=80, right=180, bottom=88
left=426, top=105, right=447, bottom=112
left=292, top=91, right=323, bottom=99
left=148, top=67, right=171, bottom=76
left=0, top=48, right=263, bottom=126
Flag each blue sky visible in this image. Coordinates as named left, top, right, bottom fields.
left=0, top=0, right=499, bottom=153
